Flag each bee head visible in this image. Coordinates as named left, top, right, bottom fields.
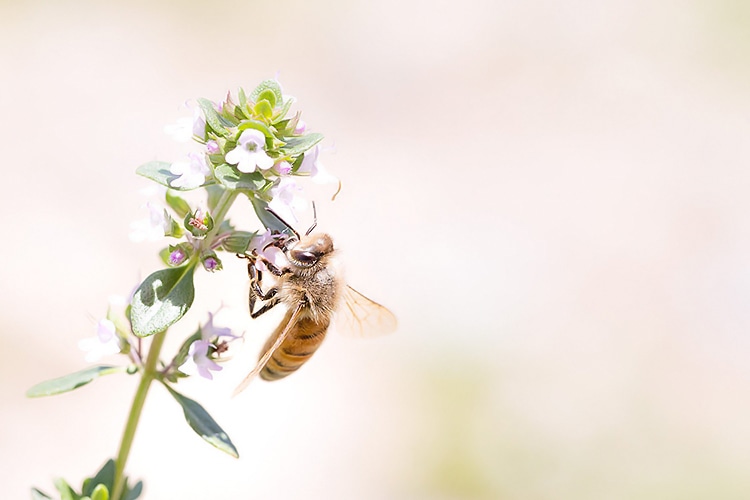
left=287, top=233, right=334, bottom=268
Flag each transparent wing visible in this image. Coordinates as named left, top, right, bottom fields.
left=333, top=285, right=397, bottom=338
left=232, top=304, right=303, bottom=396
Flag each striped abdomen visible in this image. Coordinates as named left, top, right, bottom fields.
left=259, top=309, right=331, bottom=381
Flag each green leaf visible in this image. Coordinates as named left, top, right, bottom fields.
left=131, top=265, right=196, bottom=337
left=257, top=89, right=277, bottom=108
left=164, top=384, right=239, bottom=458
left=238, top=87, right=247, bottom=108
left=136, top=161, right=215, bottom=191
left=214, top=164, right=267, bottom=191
left=123, top=481, right=143, bottom=500
left=220, top=230, right=256, bottom=253
left=197, top=98, right=233, bottom=137
left=165, top=189, right=192, bottom=218
left=27, top=366, right=126, bottom=398
left=81, top=460, right=115, bottom=498
left=54, top=478, right=81, bottom=500
left=31, top=488, right=53, bottom=500
left=253, top=100, right=273, bottom=120
left=273, top=98, right=294, bottom=124
left=90, top=485, right=109, bottom=500
left=135, top=161, right=176, bottom=188
left=237, top=119, right=273, bottom=138
left=250, top=80, right=283, bottom=109
left=279, top=132, right=324, bottom=157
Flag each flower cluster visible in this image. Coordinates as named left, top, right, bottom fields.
left=162, top=81, right=336, bottom=205
left=132, top=80, right=336, bottom=273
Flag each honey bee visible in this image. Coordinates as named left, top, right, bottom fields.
left=233, top=208, right=396, bottom=395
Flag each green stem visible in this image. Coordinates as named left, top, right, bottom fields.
left=111, top=187, right=240, bottom=500
left=111, top=330, right=166, bottom=500
left=203, top=188, right=239, bottom=245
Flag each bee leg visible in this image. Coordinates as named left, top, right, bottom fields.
left=251, top=296, right=280, bottom=319
left=256, top=257, right=290, bottom=277
left=248, top=262, right=282, bottom=317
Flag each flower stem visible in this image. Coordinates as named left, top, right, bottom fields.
left=111, top=330, right=166, bottom=500
left=110, top=188, right=240, bottom=499
left=204, top=188, right=239, bottom=245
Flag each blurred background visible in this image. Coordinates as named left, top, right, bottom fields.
left=3, top=0, right=750, bottom=498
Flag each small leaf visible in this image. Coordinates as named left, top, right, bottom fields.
left=164, top=384, right=239, bottom=458
left=165, top=189, right=192, bottom=218
left=197, top=98, right=233, bottom=137
left=214, top=164, right=267, bottom=191
left=249, top=80, right=283, bottom=109
left=257, top=89, right=277, bottom=108
left=123, top=481, right=143, bottom=500
left=90, top=485, right=109, bottom=500
left=273, top=97, right=294, bottom=124
left=253, top=100, right=273, bottom=120
left=135, top=161, right=177, bottom=188
left=81, top=459, right=115, bottom=498
left=237, top=119, right=273, bottom=138
left=54, top=478, right=81, bottom=500
left=220, top=230, right=256, bottom=253
left=136, top=161, right=215, bottom=191
left=27, top=366, right=126, bottom=398
left=130, top=265, right=196, bottom=337
left=279, top=132, right=324, bottom=157
left=31, top=488, right=53, bottom=500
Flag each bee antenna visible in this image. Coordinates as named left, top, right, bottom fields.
left=305, top=202, right=318, bottom=236
left=263, top=207, right=301, bottom=240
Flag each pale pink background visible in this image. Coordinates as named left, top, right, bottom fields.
left=3, top=1, right=750, bottom=498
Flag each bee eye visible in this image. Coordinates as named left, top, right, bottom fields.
left=291, top=250, right=318, bottom=265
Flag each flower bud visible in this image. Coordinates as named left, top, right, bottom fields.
left=169, top=246, right=188, bottom=266
left=201, top=251, right=222, bottom=272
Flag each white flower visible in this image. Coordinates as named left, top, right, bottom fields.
left=298, top=145, right=338, bottom=185
left=129, top=202, right=168, bottom=242
left=268, top=177, right=307, bottom=224
left=164, top=117, right=193, bottom=143
left=225, top=129, right=274, bottom=173
left=188, top=340, right=222, bottom=380
left=169, top=152, right=210, bottom=189
left=181, top=311, right=242, bottom=380
left=201, top=311, right=238, bottom=341
left=164, top=105, right=206, bottom=142
left=78, top=319, right=121, bottom=362
left=273, top=161, right=292, bottom=176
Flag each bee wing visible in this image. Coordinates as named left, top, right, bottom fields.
left=334, top=285, right=397, bottom=338
left=232, top=304, right=304, bottom=397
